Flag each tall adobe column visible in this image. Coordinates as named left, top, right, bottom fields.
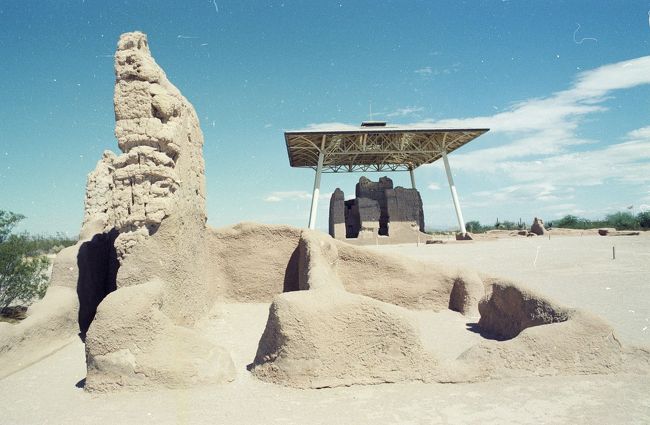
left=110, top=31, right=206, bottom=259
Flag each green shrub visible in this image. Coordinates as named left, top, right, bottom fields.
left=465, top=221, right=484, bottom=233
left=605, top=212, right=639, bottom=230
left=0, top=211, right=50, bottom=310
left=637, top=211, right=650, bottom=229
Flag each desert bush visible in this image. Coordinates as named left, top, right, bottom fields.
left=465, top=221, right=486, bottom=233
left=638, top=211, right=650, bottom=229
left=26, top=233, right=77, bottom=255
left=605, top=212, right=639, bottom=230
left=0, top=211, right=50, bottom=310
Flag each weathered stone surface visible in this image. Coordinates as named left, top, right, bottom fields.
left=448, top=271, right=485, bottom=316
left=530, top=217, right=546, bottom=236
left=478, top=281, right=569, bottom=340
left=328, top=188, right=345, bottom=238
left=81, top=31, right=207, bottom=261
left=385, top=187, right=424, bottom=231
left=356, top=175, right=393, bottom=199
left=83, top=151, right=116, bottom=231
left=356, top=197, right=381, bottom=222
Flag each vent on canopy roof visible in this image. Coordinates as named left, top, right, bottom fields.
left=360, top=121, right=387, bottom=127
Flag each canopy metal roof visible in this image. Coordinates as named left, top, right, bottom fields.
left=285, top=126, right=490, bottom=173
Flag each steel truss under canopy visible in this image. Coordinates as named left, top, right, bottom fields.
left=284, top=125, right=490, bottom=234
left=285, top=127, right=489, bottom=173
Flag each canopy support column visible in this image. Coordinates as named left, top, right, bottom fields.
left=409, top=167, right=416, bottom=189
left=308, top=136, right=326, bottom=230
left=442, top=150, right=467, bottom=235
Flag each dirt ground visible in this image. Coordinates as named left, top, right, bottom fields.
left=0, top=234, right=648, bottom=424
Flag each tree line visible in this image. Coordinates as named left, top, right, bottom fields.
left=466, top=211, right=650, bottom=234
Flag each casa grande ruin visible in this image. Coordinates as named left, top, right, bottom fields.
left=1, top=32, right=647, bottom=392
left=284, top=122, right=488, bottom=242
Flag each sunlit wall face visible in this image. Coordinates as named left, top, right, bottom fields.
left=1, top=1, right=649, bottom=235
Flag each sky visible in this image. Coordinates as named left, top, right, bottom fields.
left=1, top=1, right=649, bottom=236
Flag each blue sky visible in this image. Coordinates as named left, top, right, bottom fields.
left=1, top=1, right=649, bottom=235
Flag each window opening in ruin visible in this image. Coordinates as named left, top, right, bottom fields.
left=379, top=217, right=389, bottom=236
left=344, top=199, right=360, bottom=238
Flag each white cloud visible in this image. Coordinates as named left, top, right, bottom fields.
left=427, top=182, right=441, bottom=190
left=291, top=56, right=650, bottom=219
left=264, top=191, right=331, bottom=203
left=293, top=122, right=359, bottom=132
left=386, top=106, right=424, bottom=118
left=264, top=191, right=312, bottom=203
left=414, top=66, right=432, bottom=76
left=414, top=63, right=461, bottom=78
left=415, top=56, right=650, bottom=190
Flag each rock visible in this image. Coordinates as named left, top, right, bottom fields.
left=456, top=232, right=473, bottom=241
left=425, top=239, right=444, bottom=244
left=530, top=217, right=546, bottom=235
left=477, top=281, right=570, bottom=340
left=596, top=228, right=638, bottom=237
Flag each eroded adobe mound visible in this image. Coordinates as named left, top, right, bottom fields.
left=455, top=282, right=640, bottom=381
left=85, top=279, right=235, bottom=391
left=251, top=231, right=434, bottom=388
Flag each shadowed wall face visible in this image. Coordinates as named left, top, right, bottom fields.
left=77, top=229, right=119, bottom=339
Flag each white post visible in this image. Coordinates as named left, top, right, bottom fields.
left=308, top=137, right=326, bottom=230
left=409, top=167, right=416, bottom=189
left=442, top=150, right=467, bottom=235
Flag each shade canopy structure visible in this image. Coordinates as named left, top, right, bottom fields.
left=284, top=123, right=490, bottom=233
left=285, top=125, right=489, bottom=173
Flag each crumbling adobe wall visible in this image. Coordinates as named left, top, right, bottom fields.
left=329, top=176, right=427, bottom=242
left=454, top=281, right=640, bottom=381
left=83, top=32, right=231, bottom=390
left=250, top=230, right=434, bottom=388
left=110, top=31, right=206, bottom=261
left=328, top=188, right=345, bottom=238
left=386, top=187, right=424, bottom=232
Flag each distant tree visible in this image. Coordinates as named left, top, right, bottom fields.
left=605, top=212, right=639, bottom=230
left=0, top=211, right=49, bottom=311
left=556, top=215, right=580, bottom=228
left=501, top=221, right=516, bottom=230
left=638, top=211, right=650, bottom=229
left=465, top=221, right=484, bottom=233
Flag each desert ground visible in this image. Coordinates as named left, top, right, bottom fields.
left=0, top=232, right=648, bottom=425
